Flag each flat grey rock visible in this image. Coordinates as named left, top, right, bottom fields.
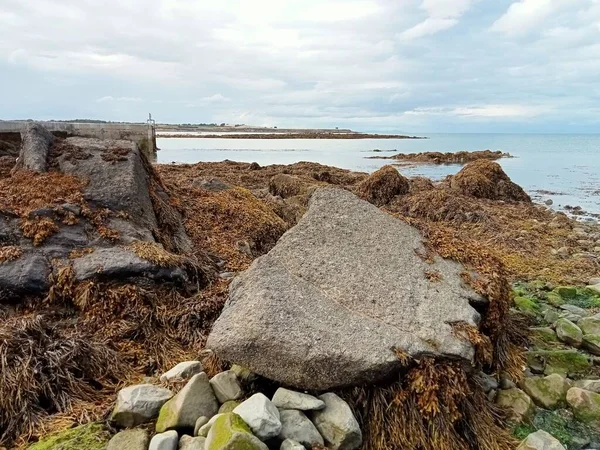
left=179, top=435, right=206, bottom=450
left=272, top=388, right=325, bottom=411
left=517, top=430, right=566, bottom=450
left=161, top=361, right=204, bottom=383
left=110, top=384, right=173, bottom=427
left=311, top=393, right=361, bottom=450
left=209, top=370, right=243, bottom=403
left=277, top=409, right=324, bottom=448
left=207, top=187, right=482, bottom=389
left=107, top=429, right=150, bottom=450
left=150, top=430, right=179, bottom=450
left=0, top=254, right=50, bottom=294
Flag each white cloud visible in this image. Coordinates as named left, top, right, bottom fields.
left=406, top=104, right=551, bottom=118
left=96, top=96, right=142, bottom=103
left=400, top=0, right=474, bottom=39
left=490, top=0, right=569, bottom=36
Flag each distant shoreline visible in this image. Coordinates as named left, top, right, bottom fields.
left=158, top=132, right=427, bottom=140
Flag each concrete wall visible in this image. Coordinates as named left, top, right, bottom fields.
left=0, top=121, right=157, bottom=161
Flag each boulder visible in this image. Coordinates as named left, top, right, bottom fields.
left=555, top=287, right=577, bottom=299
left=495, top=388, right=535, bottom=422
left=560, top=304, right=589, bottom=317
left=207, top=188, right=483, bottom=390
left=0, top=254, right=50, bottom=294
left=110, top=384, right=173, bottom=427
left=194, top=416, right=210, bottom=436
left=583, top=335, right=600, bottom=355
left=179, top=435, right=206, bottom=450
left=150, top=430, right=179, bottom=450
left=156, top=373, right=219, bottom=432
left=233, top=393, right=282, bottom=441
left=205, top=413, right=268, bottom=450
left=16, top=123, right=54, bottom=172
left=277, top=409, right=324, bottom=448
left=521, top=374, right=570, bottom=409
left=580, top=315, right=600, bottom=335
left=280, top=439, right=305, bottom=450
left=161, top=361, right=204, bottom=383
left=358, top=165, right=409, bottom=206
left=209, top=370, right=243, bottom=403
left=219, top=401, right=241, bottom=414
left=272, top=388, right=325, bottom=411
left=555, top=319, right=583, bottom=347
left=517, top=430, right=566, bottom=450
left=573, top=380, right=600, bottom=393
left=567, top=388, right=600, bottom=428
left=526, top=350, right=591, bottom=378
left=107, top=429, right=150, bottom=450
left=311, top=393, right=362, bottom=450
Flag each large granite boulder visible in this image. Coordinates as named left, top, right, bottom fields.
left=207, top=187, right=483, bottom=390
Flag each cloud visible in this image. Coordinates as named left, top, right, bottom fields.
left=400, top=0, right=474, bottom=39
left=96, top=96, right=142, bottom=103
left=406, top=104, right=551, bottom=118
left=490, top=0, right=570, bottom=36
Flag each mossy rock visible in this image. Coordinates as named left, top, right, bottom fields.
left=526, top=350, right=591, bottom=378
left=515, top=296, right=540, bottom=316
left=555, top=319, right=583, bottom=347
left=521, top=374, right=570, bottom=409
left=205, top=413, right=267, bottom=450
left=28, top=423, right=110, bottom=450
left=555, top=287, right=577, bottom=299
left=531, top=409, right=600, bottom=450
left=545, top=292, right=565, bottom=307
left=566, top=388, right=600, bottom=429
left=531, top=327, right=560, bottom=349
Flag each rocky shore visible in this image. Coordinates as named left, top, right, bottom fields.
left=1, top=124, right=599, bottom=450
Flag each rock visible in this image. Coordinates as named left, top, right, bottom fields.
left=521, top=374, right=570, bottom=409
left=156, top=373, right=219, bottom=432
left=590, top=278, right=600, bottom=286
left=0, top=254, right=50, bottom=294
left=499, top=372, right=516, bottom=390
left=269, top=174, right=306, bottom=199
left=311, top=393, right=362, bottom=450
left=589, top=284, right=600, bottom=294
left=15, top=123, right=54, bottom=172
left=545, top=292, right=564, bottom=307
left=555, top=286, right=578, bottom=299
left=531, top=327, right=559, bottom=346
left=280, top=439, right=306, bottom=450
left=219, top=401, right=241, bottom=414
left=544, top=309, right=561, bottom=325
left=567, top=388, right=600, bottom=428
left=193, top=177, right=231, bottom=192
left=517, top=430, right=566, bottom=450
left=233, top=393, right=282, bottom=441
left=358, top=165, right=409, bottom=206
left=278, top=409, right=324, bottom=448
left=526, top=350, right=591, bottom=378
left=230, top=365, right=257, bottom=383
left=150, top=430, right=179, bottom=450
left=205, top=413, right=268, bottom=450
left=161, top=361, right=204, bottom=383
left=479, top=373, right=499, bottom=393
left=110, top=384, right=174, bottom=427
left=28, top=423, right=110, bottom=450
left=560, top=304, right=589, bottom=317
left=107, top=429, right=150, bottom=450
left=207, top=188, right=483, bottom=390
left=194, top=416, right=210, bottom=436
left=580, top=316, right=600, bottom=336
left=545, top=199, right=553, bottom=206
left=558, top=312, right=582, bottom=324
left=209, top=370, right=243, bottom=403
left=583, top=335, right=600, bottom=355
left=496, top=388, right=535, bottom=422
left=574, top=380, right=600, bottom=393
left=179, top=435, right=206, bottom=450
left=515, top=296, right=540, bottom=315
left=197, top=414, right=223, bottom=438
left=272, top=388, right=326, bottom=411
left=555, top=319, right=583, bottom=347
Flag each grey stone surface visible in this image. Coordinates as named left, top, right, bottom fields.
left=197, top=414, right=223, bottom=438
left=110, top=384, right=173, bottom=428
left=311, top=393, right=362, bottom=450
left=179, top=435, right=206, bottom=450
left=150, top=430, right=179, bottom=450
left=496, top=388, right=535, bottom=422
left=161, top=361, right=204, bottom=383
left=107, top=429, right=150, bottom=450
left=574, top=379, right=600, bottom=393
left=555, top=318, right=583, bottom=347
left=560, top=304, right=589, bottom=317
left=479, top=373, right=499, bottom=394
left=272, top=388, right=325, bottom=411
left=207, top=187, right=482, bottom=390
left=521, top=374, right=570, bottom=409
left=16, top=123, right=54, bottom=172
left=233, top=393, right=282, bottom=441
left=205, top=413, right=268, bottom=450
left=0, top=254, right=50, bottom=294
left=580, top=316, right=600, bottom=336
left=583, top=335, right=600, bottom=355
left=156, top=373, right=219, bottom=432
left=194, top=416, right=210, bottom=436
left=278, top=409, right=324, bottom=448
left=517, top=430, right=566, bottom=450
left=280, top=439, right=305, bottom=450
left=209, top=370, right=243, bottom=403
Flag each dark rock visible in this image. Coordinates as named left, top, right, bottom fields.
left=0, top=254, right=50, bottom=294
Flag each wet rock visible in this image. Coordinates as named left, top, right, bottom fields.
left=209, top=370, right=243, bottom=403
left=156, top=373, right=219, bottom=432
left=311, top=393, right=362, bottom=450
left=160, top=361, right=204, bottom=383
left=567, top=388, right=600, bottom=428
left=580, top=316, right=600, bottom=336
left=205, top=412, right=268, bottom=450
left=207, top=188, right=483, bottom=390
left=555, top=319, right=583, bottom=347
left=496, top=388, right=535, bottom=422
left=16, top=122, right=54, bottom=172
left=521, top=374, right=570, bottom=409
left=107, top=429, right=150, bottom=450
left=272, top=388, right=326, bottom=411
left=277, top=409, right=324, bottom=448
left=150, top=430, right=179, bottom=450
left=179, top=435, right=206, bottom=450
left=233, top=393, right=282, bottom=441
left=110, top=384, right=174, bottom=428
left=517, top=430, right=566, bottom=450
left=479, top=373, right=499, bottom=393
left=0, top=254, right=50, bottom=294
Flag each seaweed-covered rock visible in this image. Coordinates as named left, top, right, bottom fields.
left=521, top=374, right=570, bottom=409
left=207, top=188, right=483, bottom=390
left=566, top=388, right=600, bottom=428
left=496, top=388, right=535, bottom=422
left=269, top=174, right=306, bottom=199
left=110, top=384, right=173, bottom=427
left=555, top=287, right=577, bottom=300
left=205, top=413, right=268, bottom=450
left=517, top=430, right=566, bottom=450
left=358, top=165, right=409, bottom=206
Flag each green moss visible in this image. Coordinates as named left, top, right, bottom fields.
left=526, top=350, right=591, bottom=377
left=567, top=289, right=600, bottom=309
left=515, top=296, right=540, bottom=315
left=27, top=423, right=109, bottom=450
left=207, top=413, right=256, bottom=450
left=545, top=292, right=565, bottom=307
left=513, top=423, right=536, bottom=441
left=555, top=286, right=577, bottom=299
left=155, top=401, right=176, bottom=432
left=219, top=400, right=241, bottom=414
left=531, top=409, right=599, bottom=450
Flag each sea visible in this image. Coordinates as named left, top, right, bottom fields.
left=156, top=133, right=600, bottom=219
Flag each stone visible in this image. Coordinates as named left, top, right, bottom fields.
left=197, top=414, right=223, bottom=438
left=179, top=435, right=206, bottom=450
left=233, top=393, right=282, bottom=441
left=583, top=335, right=600, bottom=355
left=219, top=401, right=241, bottom=414
left=515, top=296, right=540, bottom=316
left=107, top=429, right=150, bottom=450
left=156, top=373, right=219, bottom=432
left=555, top=286, right=577, bottom=299
left=589, top=284, right=600, bottom=294
left=207, top=188, right=483, bottom=390
left=272, top=388, right=326, bottom=411
left=0, top=254, right=50, bottom=294
left=311, top=393, right=362, bottom=450
left=160, top=361, right=204, bottom=383
left=517, top=430, right=566, bottom=450
left=559, top=312, right=582, bottom=324
left=521, top=374, right=570, bottom=409
left=194, top=416, right=210, bottom=436
left=545, top=293, right=564, bottom=307
left=567, top=388, right=600, bottom=428
left=526, top=350, right=591, bottom=378
left=209, top=370, right=243, bottom=403
left=560, top=304, right=589, bottom=317
left=590, top=278, right=600, bottom=286
left=280, top=439, right=306, bottom=450
left=110, top=384, right=174, bottom=427
left=580, top=316, right=600, bottom=336
left=555, top=319, right=583, bottom=347
left=531, top=327, right=559, bottom=346
left=574, top=380, right=600, bottom=393
left=230, top=365, right=257, bottom=383
left=193, top=177, right=231, bottom=192
left=358, top=165, right=409, bottom=206
left=499, top=372, right=516, bottom=390
left=544, top=309, right=561, bottom=325
left=496, top=388, right=535, bottom=422
left=16, top=122, right=54, bottom=172
left=205, top=413, right=268, bottom=450
left=278, top=409, right=324, bottom=448
left=479, top=373, right=499, bottom=393
left=150, top=430, right=179, bottom=450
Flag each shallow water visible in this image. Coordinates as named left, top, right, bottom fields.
left=157, top=133, right=600, bottom=217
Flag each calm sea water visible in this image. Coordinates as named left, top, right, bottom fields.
left=157, top=133, right=600, bottom=217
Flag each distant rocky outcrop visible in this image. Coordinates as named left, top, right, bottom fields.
left=207, top=187, right=484, bottom=390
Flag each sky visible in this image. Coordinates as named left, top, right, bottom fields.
left=0, top=0, right=599, bottom=133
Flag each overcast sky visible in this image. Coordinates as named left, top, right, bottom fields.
left=1, top=0, right=599, bottom=133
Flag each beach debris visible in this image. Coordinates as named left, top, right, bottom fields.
left=358, top=164, right=409, bottom=206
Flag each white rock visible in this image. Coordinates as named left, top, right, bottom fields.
left=150, top=430, right=179, bottom=450
left=209, top=370, right=243, bottom=403
left=311, top=393, right=362, bottom=450
left=278, top=409, right=324, bottom=448
left=179, top=435, right=206, bottom=450
left=197, top=414, right=224, bottom=437
left=280, top=439, right=306, bottom=450
left=272, top=388, right=325, bottom=411
left=517, top=430, right=566, bottom=450
left=194, top=416, right=210, bottom=436
left=161, top=361, right=204, bottom=383
left=233, top=393, right=282, bottom=441
left=110, top=384, right=173, bottom=427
